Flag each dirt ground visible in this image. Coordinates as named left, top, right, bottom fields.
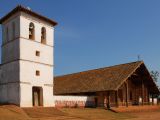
left=128, top=111, right=160, bottom=120
left=0, top=105, right=160, bottom=120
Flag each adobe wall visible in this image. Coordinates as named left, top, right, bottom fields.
left=54, top=96, right=95, bottom=108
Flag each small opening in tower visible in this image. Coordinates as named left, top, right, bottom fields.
left=36, top=70, right=40, bottom=76
left=29, top=22, right=35, bottom=40
left=36, top=51, right=40, bottom=56
left=41, top=27, right=46, bottom=44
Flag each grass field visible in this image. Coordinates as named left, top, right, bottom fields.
left=0, top=105, right=160, bottom=120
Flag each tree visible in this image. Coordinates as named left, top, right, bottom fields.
left=150, top=70, right=159, bottom=83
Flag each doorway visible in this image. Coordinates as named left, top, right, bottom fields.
left=32, top=87, right=43, bottom=106
left=94, top=97, right=98, bottom=107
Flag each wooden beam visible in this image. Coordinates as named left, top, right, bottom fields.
left=142, top=79, right=144, bottom=105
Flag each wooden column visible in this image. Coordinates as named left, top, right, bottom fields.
left=152, top=94, right=154, bottom=105
left=115, top=90, right=119, bottom=107
left=107, top=91, right=110, bottom=109
left=147, top=91, right=150, bottom=105
left=142, top=79, right=144, bottom=105
left=125, top=81, right=128, bottom=107
left=104, top=95, right=107, bottom=108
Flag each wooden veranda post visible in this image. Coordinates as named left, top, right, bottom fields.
left=147, top=91, right=150, bottom=105
left=107, top=91, right=110, bottom=109
left=125, top=81, right=128, bottom=107
left=104, top=95, right=107, bottom=108
left=152, top=94, right=154, bottom=105
left=115, top=90, right=119, bottom=107
left=142, top=79, right=144, bottom=105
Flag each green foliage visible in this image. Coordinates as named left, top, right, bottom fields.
left=150, top=70, right=159, bottom=83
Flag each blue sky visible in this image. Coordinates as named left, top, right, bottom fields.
left=0, top=0, right=160, bottom=84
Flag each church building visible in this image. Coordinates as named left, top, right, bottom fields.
left=54, top=61, right=159, bottom=108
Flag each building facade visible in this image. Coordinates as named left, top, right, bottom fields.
left=0, top=5, right=57, bottom=107
left=54, top=61, right=160, bottom=108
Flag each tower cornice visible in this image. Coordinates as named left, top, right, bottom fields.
left=0, top=5, right=57, bottom=26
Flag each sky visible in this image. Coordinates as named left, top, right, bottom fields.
left=0, top=0, right=160, bottom=85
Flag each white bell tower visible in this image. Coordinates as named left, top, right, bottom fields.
left=0, top=5, right=57, bottom=107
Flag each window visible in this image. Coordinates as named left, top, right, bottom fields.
left=41, top=27, right=46, bottom=44
left=36, top=51, right=40, bottom=56
left=29, top=22, right=35, bottom=40
left=36, top=70, right=40, bottom=76
left=12, top=22, right=15, bottom=39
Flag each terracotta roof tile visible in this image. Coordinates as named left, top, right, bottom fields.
left=54, top=61, right=145, bottom=95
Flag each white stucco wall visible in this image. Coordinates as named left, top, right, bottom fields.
left=20, top=83, right=32, bottom=107
left=0, top=10, right=55, bottom=107
left=7, top=83, right=20, bottom=104
left=54, top=96, right=95, bottom=102
left=0, top=61, right=19, bottom=84
left=0, top=84, right=8, bottom=103
left=53, top=96, right=95, bottom=107
left=0, top=12, right=21, bottom=105
left=19, top=84, right=54, bottom=107
left=1, top=13, right=20, bottom=44
left=20, top=61, right=53, bottom=85
left=1, top=13, right=20, bottom=63
left=0, top=61, right=20, bottom=105
left=18, top=12, right=54, bottom=107
left=20, top=12, right=54, bottom=46
left=20, top=38, right=53, bottom=65
left=43, top=86, right=54, bottom=107
left=2, top=40, right=19, bottom=63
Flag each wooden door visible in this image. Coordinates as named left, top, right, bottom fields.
left=33, top=88, right=40, bottom=106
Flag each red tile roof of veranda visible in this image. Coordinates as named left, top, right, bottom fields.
left=54, top=61, right=159, bottom=95
left=0, top=5, right=57, bottom=26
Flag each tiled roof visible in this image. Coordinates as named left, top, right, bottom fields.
left=0, top=5, right=57, bottom=26
left=54, top=61, right=148, bottom=95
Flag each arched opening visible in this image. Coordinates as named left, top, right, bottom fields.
left=41, top=27, right=46, bottom=44
left=29, top=22, right=35, bottom=40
